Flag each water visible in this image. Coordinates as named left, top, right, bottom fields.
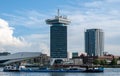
left=0, top=68, right=120, bottom=76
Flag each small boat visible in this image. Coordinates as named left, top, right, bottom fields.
left=3, top=65, right=19, bottom=72
left=83, top=67, right=104, bottom=73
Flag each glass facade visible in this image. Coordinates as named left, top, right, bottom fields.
left=50, top=25, right=67, bottom=58
left=85, top=29, right=104, bottom=56
left=46, top=11, right=70, bottom=58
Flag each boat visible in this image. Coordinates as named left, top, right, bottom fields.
left=3, top=65, right=19, bottom=72
left=3, top=65, right=85, bottom=72
left=19, top=66, right=85, bottom=72
left=83, top=67, right=103, bottom=73
left=3, top=64, right=104, bottom=73
left=82, top=66, right=104, bottom=73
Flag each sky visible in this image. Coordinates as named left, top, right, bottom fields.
left=0, top=0, right=120, bottom=55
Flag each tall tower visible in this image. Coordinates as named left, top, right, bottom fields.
left=85, top=29, right=104, bottom=56
left=46, top=9, right=70, bottom=59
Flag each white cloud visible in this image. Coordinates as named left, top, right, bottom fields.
left=61, top=0, right=120, bottom=55
left=0, top=19, right=49, bottom=55
left=1, top=11, right=51, bottom=54
left=84, top=1, right=103, bottom=8
left=106, top=0, right=120, bottom=3
left=0, top=19, right=26, bottom=46
left=23, top=34, right=50, bottom=55
left=105, top=44, right=120, bottom=56
left=2, top=10, right=49, bottom=28
left=0, top=18, right=28, bottom=52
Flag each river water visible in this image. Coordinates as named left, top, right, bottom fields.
left=0, top=68, right=120, bottom=76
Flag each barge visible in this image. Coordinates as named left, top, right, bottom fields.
left=3, top=65, right=104, bottom=73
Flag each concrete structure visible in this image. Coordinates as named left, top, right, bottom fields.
left=33, top=54, right=50, bottom=66
left=0, top=52, right=10, bottom=56
left=0, top=52, right=42, bottom=65
left=117, top=60, right=120, bottom=65
left=85, top=29, right=104, bottom=56
left=46, top=9, right=70, bottom=58
left=72, top=58, right=83, bottom=65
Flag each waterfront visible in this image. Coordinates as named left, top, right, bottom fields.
left=0, top=68, right=120, bottom=76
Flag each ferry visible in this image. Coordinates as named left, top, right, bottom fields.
left=3, top=65, right=104, bottom=73
left=3, top=65, right=85, bottom=72
left=19, top=65, right=86, bottom=72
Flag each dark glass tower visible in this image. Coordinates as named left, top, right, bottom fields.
left=85, top=29, right=104, bottom=56
left=46, top=10, right=70, bottom=58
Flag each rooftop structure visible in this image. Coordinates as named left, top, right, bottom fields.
left=46, top=9, right=71, bottom=58
left=46, top=9, right=70, bottom=25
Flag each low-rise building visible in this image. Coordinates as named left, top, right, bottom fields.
left=0, top=52, right=50, bottom=66
left=72, top=58, right=83, bottom=65
left=72, top=52, right=78, bottom=58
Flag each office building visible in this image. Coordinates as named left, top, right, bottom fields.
left=46, top=10, right=70, bottom=58
left=85, top=29, right=104, bottom=56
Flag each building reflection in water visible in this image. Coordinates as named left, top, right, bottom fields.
left=50, top=73, right=66, bottom=76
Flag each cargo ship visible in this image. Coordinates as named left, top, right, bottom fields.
left=3, top=65, right=104, bottom=73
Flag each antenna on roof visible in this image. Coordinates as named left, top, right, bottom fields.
left=57, top=9, right=60, bottom=17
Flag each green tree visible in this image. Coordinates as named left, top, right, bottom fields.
left=93, top=59, right=100, bottom=65
left=100, top=60, right=107, bottom=65
left=111, top=58, right=117, bottom=65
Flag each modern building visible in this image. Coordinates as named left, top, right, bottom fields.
left=46, top=10, right=70, bottom=58
left=29, top=54, right=50, bottom=66
left=0, top=52, right=10, bottom=56
left=0, top=52, right=50, bottom=66
left=85, top=29, right=104, bottom=56
left=72, top=52, right=78, bottom=58
left=0, top=52, right=42, bottom=65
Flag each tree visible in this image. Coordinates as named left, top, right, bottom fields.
left=93, top=59, right=100, bottom=65
left=110, top=58, right=117, bottom=65
left=100, top=60, right=107, bottom=65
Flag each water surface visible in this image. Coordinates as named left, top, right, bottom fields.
left=0, top=68, right=120, bottom=76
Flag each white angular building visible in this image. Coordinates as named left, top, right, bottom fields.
left=0, top=52, right=41, bottom=65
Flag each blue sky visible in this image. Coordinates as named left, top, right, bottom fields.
left=0, top=0, right=120, bottom=56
